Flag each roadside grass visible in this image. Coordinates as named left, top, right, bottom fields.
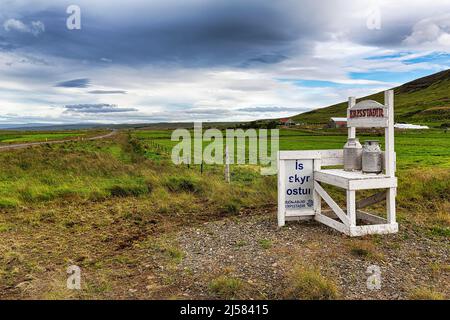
left=259, top=239, right=272, bottom=249
left=283, top=265, right=340, bottom=300
left=0, top=134, right=275, bottom=214
left=409, top=287, right=445, bottom=300
left=346, top=239, right=385, bottom=261
left=209, top=275, right=245, bottom=299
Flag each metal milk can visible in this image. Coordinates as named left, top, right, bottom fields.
left=362, top=140, right=382, bottom=174
left=343, top=138, right=362, bottom=171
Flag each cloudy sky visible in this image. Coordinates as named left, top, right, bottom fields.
left=1, top=0, right=450, bottom=125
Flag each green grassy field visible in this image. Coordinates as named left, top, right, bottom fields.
left=133, top=128, right=450, bottom=169
left=0, top=131, right=87, bottom=144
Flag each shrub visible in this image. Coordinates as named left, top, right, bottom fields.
left=348, top=240, right=384, bottom=261
left=0, top=198, right=19, bottom=209
left=165, top=176, right=202, bottom=194
left=284, top=266, right=339, bottom=300
left=209, top=276, right=244, bottom=299
left=222, top=201, right=241, bottom=214
left=108, top=184, right=149, bottom=197
left=409, top=287, right=445, bottom=300
left=259, top=239, right=272, bottom=249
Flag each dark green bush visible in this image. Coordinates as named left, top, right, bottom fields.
left=165, top=176, right=202, bottom=193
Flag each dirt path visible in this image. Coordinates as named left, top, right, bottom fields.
left=0, top=130, right=117, bottom=151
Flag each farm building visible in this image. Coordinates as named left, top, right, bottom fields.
left=328, top=117, right=347, bottom=128
left=280, top=118, right=295, bottom=127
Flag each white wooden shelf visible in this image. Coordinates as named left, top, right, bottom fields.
left=314, top=169, right=397, bottom=190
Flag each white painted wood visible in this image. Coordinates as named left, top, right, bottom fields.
left=348, top=117, right=388, bottom=128
left=384, top=90, right=395, bottom=177
left=387, top=187, right=396, bottom=224
left=280, top=150, right=343, bottom=166
left=353, top=100, right=386, bottom=109
left=313, top=159, right=322, bottom=215
left=317, top=149, right=344, bottom=166
left=279, top=150, right=321, bottom=160
left=278, top=152, right=317, bottom=226
left=277, top=156, right=285, bottom=227
left=314, top=170, right=349, bottom=189
left=317, top=149, right=343, bottom=159
left=349, top=177, right=397, bottom=190
left=348, top=97, right=356, bottom=139
left=347, top=100, right=389, bottom=128
left=315, top=213, right=350, bottom=235
left=315, top=169, right=397, bottom=190
left=349, top=223, right=398, bottom=236
left=316, top=169, right=388, bottom=180
left=285, top=216, right=313, bottom=221
left=286, top=209, right=315, bottom=217
left=314, top=182, right=350, bottom=226
left=347, top=190, right=356, bottom=226
left=356, top=210, right=387, bottom=224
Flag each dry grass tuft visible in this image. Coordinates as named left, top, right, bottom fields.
left=347, top=240, right=385, bottom=261
left=209, top=275, right=245, bottom=299
left=409, top=287, right=445, bottom=300
left=283, top=266, right=340, bottom=300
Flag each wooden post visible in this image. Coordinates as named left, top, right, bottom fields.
left=224, top=146, right=230, bottom=183
left=385, top=90, right=396, bottom=225
left=313, top=159, right=322, bottom=216
left=387, top=187, right=396, bottom=224
left=277, top=152, right=285, bottom=227
left=347, top=190, right=356, bottom=227
left=384, top=90, right=395, bottom=177
left=347, top=97, right=356, bottom=139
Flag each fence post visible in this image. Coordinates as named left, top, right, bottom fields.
left=225, top=146, right=230, bottom=183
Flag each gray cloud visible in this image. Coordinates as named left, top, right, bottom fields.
left=88, top=90, right=127, bottom=94
left=0, top=0, right=333, bottom=67
left=64, top=103, right=138, bottom=113
left=55, top=78, right=91, bottom=88
left=241, top=53, right=289, bottom=67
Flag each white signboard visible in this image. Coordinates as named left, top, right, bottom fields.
left=347, top=100, right=388, bottom=128
left=278, top=151, right=320, bottom=226
left=284, top=159, right=314, bottom=212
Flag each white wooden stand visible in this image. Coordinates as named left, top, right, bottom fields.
left=278, top=90, right=398, bottom=237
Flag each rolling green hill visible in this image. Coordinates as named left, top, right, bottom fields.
left=292, top=69, right=450, bottom=127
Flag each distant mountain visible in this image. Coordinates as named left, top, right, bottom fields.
left=0, top=123, right=110, bottom=131
left=291, top=69, right=450, bottom=127
left=0, top=121, right=248, bottom=131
